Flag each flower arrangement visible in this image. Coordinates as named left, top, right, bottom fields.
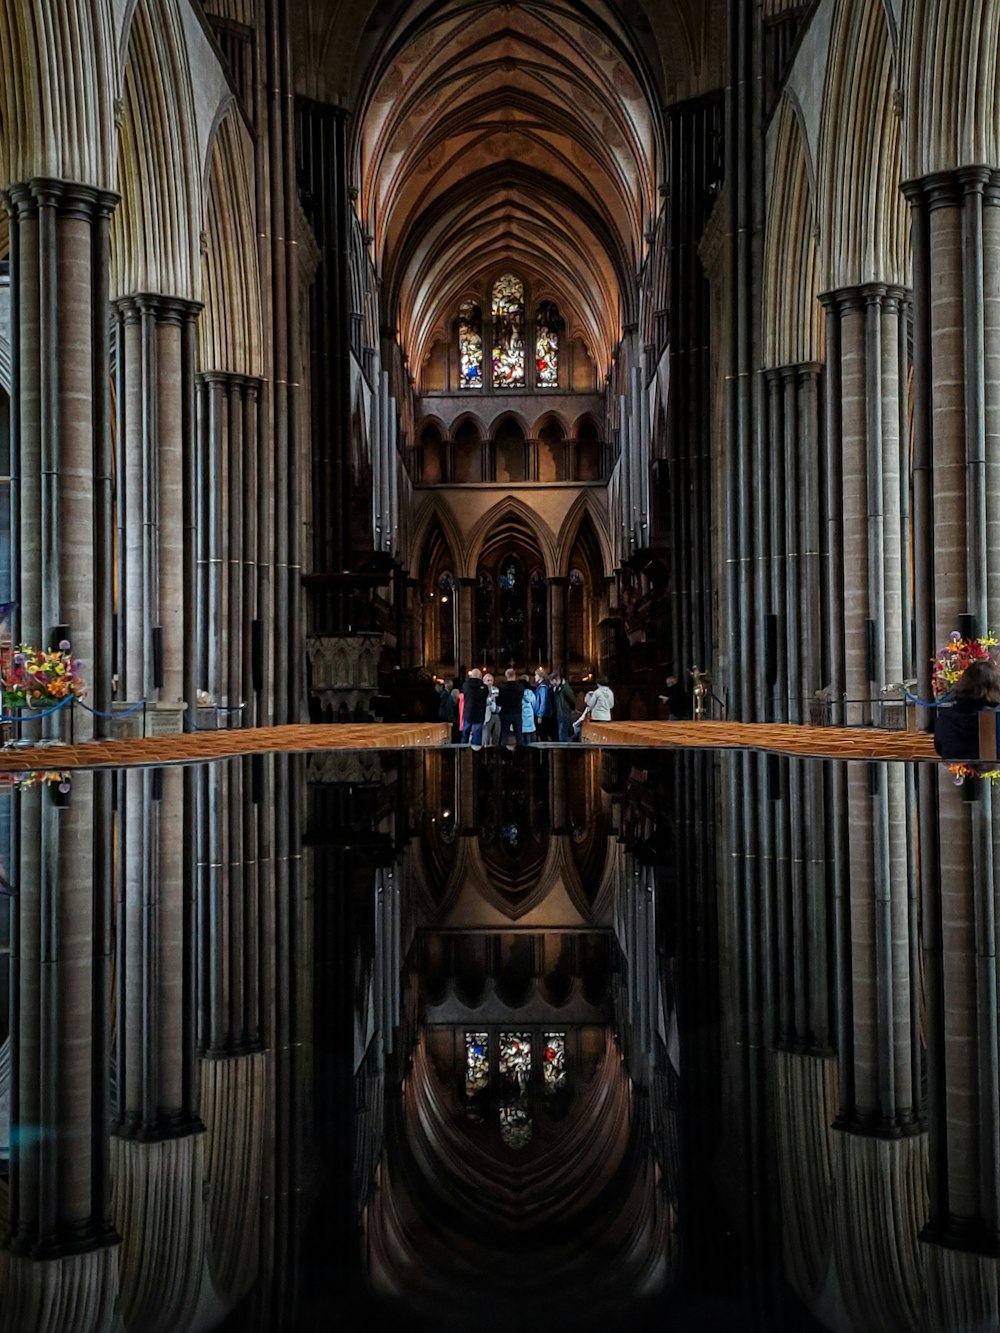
left=12, top=771, right=71, bottom=793
left=932, top=630, right=998, bottom=698
left=2, top=642, right=86, bottom=709
left=932, top=631, right=1000, bottom=784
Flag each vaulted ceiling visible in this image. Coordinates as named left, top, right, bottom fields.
left=293, top=0, right=725, bottom=381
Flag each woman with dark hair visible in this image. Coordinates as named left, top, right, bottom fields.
left=934, top=659, right=1000, bottom=769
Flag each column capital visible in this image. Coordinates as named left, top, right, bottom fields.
left=114, top=292, right=203, bottom=324
left=197, top=370, right=263, bottom=392
left=1, top=177, right=118, bottom=222
left=900, top=167, right=1000, bottom=211
left=547, top=575, right=569, bottom=588
left=819, top=282, right=911, bottom=314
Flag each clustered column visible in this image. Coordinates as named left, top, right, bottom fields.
left=905, top=167, right=1000, bottom=1255
left=1, top=178, right=119, bottom=1264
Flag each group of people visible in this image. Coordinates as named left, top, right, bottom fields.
left=436, top=668, right=615, bottom=748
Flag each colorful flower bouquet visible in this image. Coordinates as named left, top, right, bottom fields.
left=12, top=770, right=71, bottom=793
left=932, top=630, right=998, bottom=698
left=2, top=642, right=86, bottom=710
left=932, top=631, right=1000, bottom=783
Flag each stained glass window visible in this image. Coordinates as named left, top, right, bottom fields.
left=459, top=301, right=483, bottom=388
left=498, top=563, right=517, bottom=591
left=543, top=1033, right=567, bottom=1092
left=465, top=1032, right=489, bottom=1097
left=536, top=300, right=559, bottom=388
left=492, top=274, right=526, bottom=388
left=499, top=1031, right=531, bottom=1091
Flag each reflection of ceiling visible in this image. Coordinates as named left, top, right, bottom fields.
left=365, top=1031, right=674, bottom=1326
left=293, top=0, right=725, bottom=380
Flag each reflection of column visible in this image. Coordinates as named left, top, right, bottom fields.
left=458, top=576, right=476, bottom=671
left=548, top=576, right=567, bottom=674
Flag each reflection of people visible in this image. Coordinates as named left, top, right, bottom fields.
left=658, top=674, right=690, bottom=719
left=934, top=659, right=1000, bottom=769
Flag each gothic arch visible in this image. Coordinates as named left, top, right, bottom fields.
left=410, top=499, right=466, bottom=582
left=556, top=494, right=612, bottom=579
left=465, top=497, right=557, bottom=580
left=763, top=96, right=824, bottom=369
left=531, top=409, right=572, bottom=439
left=0, top=0, right=122, bottom=191
left=199, top=108, right=263, bottom=377
left=110, top=0, right=228, bottom=301
left=487, top=408, right=532, bottom=440
left=817, top=0, right=908, bottom=289
left=901, top=0, right=1000, bottom=177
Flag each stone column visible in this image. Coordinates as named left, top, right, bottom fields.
left=195, top=373, right=261, bottom=715
left=457, top=576, right=476, bottom=672
left=905, top=168, right=1000, bottom=1251
left=1, top=179, right=119, bottom=1263
left=548, top=576, right=567, bottom=675
left=114, top=294, right=200, bottom=710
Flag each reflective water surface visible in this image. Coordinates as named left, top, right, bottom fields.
left=0, top=747, right=979, bottom=1331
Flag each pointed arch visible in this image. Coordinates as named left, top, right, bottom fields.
left=0, top=1, right=121, bottom=191
left=901, top=0, right=1000, bottom=177
left=410, top=499, right=465, bottom=583
left=817, top=0, right=909, bottom=289
left=110, top=0, right=219, bottom=300
left=556, top=493, right=613, bottom=579
left=465, top=496, right=558, bottom=580
left=763, top=95, right=824, bottom=368
left=199, top=108, right=262, bottom=376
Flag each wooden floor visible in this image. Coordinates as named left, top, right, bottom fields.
left=0, top=718, right=938, bottom=772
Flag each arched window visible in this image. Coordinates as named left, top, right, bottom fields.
left=458, top=300, right=483, bottom=388
left=475, top=571, right=495, bottom=664
left=492, top=274, right=525, bottom=387
left=535, top=300, right=559, bottom=387
left=567, top=567, right=587, bottom=666
left=529, top=567, right=548, bottom=666
left=438, top=571, right=456, bottom=664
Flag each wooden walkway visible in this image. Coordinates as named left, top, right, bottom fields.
left=584, top=719, right=937, bottom=760
left=0, top=722, right=451, bottom=771
left=0, top=718, right=938, bottom=772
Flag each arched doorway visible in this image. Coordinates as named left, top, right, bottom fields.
left=474, top=515, right=547, bottom=670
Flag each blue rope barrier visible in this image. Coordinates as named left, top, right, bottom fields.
left=0, top=694, right=75, bottom=725
left=77, top=698, right=148, bottom=719
left=904, top=691, right=955, bottom=709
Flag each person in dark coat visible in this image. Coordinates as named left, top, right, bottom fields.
left=461, top=669, right=489, bottom=748
left=934, top=659, right=1000, bottom=771
left=497, top=668, right=526, bottom=746
left=658, top=674, right=691, bottom=720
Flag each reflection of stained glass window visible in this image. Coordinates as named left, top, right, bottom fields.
left=499, top=1103, right=533, bottom=1149
left=499, top=1032, right=531, bottom=1091
left=465, top=1032, right=489, bottom=1097
left=492, top=274, right=526, bottom=388
left=536, top=300, right=559, bottom=387
left=543, top=1033, right=566, bottom=1091
left=459, top=301, right=483, bottom=388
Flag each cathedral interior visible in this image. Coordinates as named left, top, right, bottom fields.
left=2, top=1, right=1000, bottom=1330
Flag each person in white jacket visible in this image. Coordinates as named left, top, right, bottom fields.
left=577, top=678, right=614, bottom=729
